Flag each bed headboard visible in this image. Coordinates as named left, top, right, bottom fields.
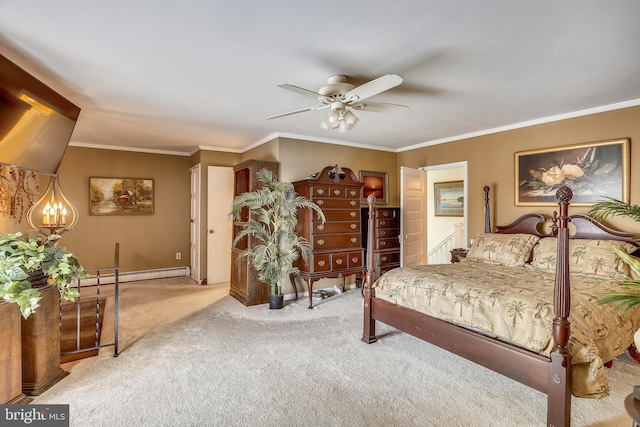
left=487, top=187, right=639, bottom=246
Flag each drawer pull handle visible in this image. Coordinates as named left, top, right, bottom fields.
left=380, top=241, right=386, bottom=246
left=380, top=221, right=386, bottom=225
left=380, top=230, right=387, bottom=236
left=382, top=211, right=390, bottom=217
left=317, top=224, right=325, bottom=231
left=352, top=257, right=359, bottom=263
left=317, top=189, right=325, bottom=195
left=336, top=259, right=343, bottom=265
left=334, top=189, right=341, bottom=195
left=351, top=237, right=357, bottom=243
left=381, top=256, right=388, bottom=262
left=317, top=200, right=324, bottom=205
left=317, top=239, right=325, bottom=246
left=318, top=260, right=325, bottom=266
left=350, top=200, right=356, bottom=206
left=350, top=211, right=356, bottom=217
left=350, top=190, right=357, bottom=196
left=350, top=223, right=357, bottom=229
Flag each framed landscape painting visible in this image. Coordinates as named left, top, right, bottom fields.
left=359, top=170, right=388, bottom=204
left=434, top=181, right=464, bottom=216
left=515, top=138, right=629, bottom=206
left=90, top=177, right=154, bottom=216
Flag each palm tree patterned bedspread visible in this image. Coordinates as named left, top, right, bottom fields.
left=373, top=261, right=640, bottom=399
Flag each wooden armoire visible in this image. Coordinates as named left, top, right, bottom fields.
left=229, top=159, right=279, bottom=306
left=291, top=165, right=364, bottom=308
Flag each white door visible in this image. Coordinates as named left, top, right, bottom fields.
left=207, top=166, right=234, bottom=284
left=400, top=166, right=427, bottom=267
left=190, top=165, right=201, bottom=283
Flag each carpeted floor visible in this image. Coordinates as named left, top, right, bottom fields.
left=34, top=280, right=639, bottom=426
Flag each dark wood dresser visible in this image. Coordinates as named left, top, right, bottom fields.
left=361, top=206, right=401, bottom=279
left=291, top=165, right=364, bottom=308
left=229, top=159, right=280, bottom=306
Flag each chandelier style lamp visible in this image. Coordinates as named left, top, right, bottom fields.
left=27, top=175, right=79, bottom=236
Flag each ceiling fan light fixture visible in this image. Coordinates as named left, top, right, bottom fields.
left=320, top=110, right=340, bottom=130
left=320, top=102, right=358, bottom=132
left=342, top=109, right=358, bottom=129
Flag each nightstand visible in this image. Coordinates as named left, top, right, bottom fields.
left=450, top=248, right=468, bottom=263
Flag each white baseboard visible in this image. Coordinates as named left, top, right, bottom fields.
left=80, top=266, right=191, bottom=286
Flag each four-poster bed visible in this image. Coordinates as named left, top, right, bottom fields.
left=361, top=186, right=640, bottom=427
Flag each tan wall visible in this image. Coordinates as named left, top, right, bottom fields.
left=53, top=146, right=192, bottom=272
left=398, top=105, right=640, bottom=237
left=278, top=137, right=399, bottom=206
left=8, top=105, right=636, bottom=293
left=241, top=138, right=279, bottom=163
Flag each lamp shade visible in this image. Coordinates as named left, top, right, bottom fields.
left=319, top=103, right=358, bottom=132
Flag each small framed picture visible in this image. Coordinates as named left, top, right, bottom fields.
left=359, top=170, right=388, bottom=205
left=434, top=181, right=464, bottom=216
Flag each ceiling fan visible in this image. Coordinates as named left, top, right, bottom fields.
left=267, top=74, right=409, bottom=132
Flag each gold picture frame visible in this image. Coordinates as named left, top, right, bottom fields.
left=90, top=177, right=154, bottom=215
left=434, top=181, right=464, bottom=217
left=359, top=170, right=388, bottom=205
left=515, top=138, right=629, bottom=206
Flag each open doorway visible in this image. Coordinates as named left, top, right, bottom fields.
left=422, top=161, right=468, bottom=264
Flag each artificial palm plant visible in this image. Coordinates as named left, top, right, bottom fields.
left=588, top=198, right=640, bottom=312
left=230, top=169, right=325, bottom=307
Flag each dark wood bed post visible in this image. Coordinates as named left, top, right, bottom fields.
left=547, top=186, right=573, bottom=427
left=362, top=194, right=378, bottom=344
left=483, top=185, right=491, bottom=233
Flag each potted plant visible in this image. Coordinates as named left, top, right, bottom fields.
left=588, top=198, right=640, bottom=348
left=0, top=231, right=84, bottom=401
left=0, top=232, right=84, bottom=318
left=230, top=169, right=325, bottom=309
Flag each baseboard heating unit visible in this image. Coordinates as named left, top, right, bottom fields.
left=80, top=266, right=190, bottom=286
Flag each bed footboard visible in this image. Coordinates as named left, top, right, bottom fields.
left=361, top=186, right=574, bottom=427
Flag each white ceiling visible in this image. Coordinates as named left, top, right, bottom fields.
left=2, top=1, right=640, bottom=155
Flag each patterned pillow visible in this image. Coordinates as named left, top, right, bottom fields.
left=528, top=237, right=638, bottom=279
left=466, top=233, right=540, bottom=267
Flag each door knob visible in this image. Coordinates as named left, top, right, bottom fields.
left=209, top=229, right=215, bottom=234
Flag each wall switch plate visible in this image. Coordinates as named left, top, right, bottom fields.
left=176, top=252, right=181, bottom=260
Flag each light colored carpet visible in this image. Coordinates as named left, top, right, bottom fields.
left=34, top=285, right=638, bottom=427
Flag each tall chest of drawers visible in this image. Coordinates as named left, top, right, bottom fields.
left=291, top=166, right=364, bottom=308
left=361, top=206, right=401, bottom=279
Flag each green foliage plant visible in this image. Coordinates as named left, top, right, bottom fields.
left=230, top=169, right=325, bottom=296
left=588, top=198, right=640, bottom=312
left=0, top=232, right=84, bottom=318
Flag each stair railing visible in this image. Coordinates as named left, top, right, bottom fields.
left=428, top=233, right=455, bottom=264
left=60, top=243, right=120, bottom=359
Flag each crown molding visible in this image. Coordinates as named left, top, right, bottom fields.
left=398, top=98, right=640, bottom=153
left=69, top=141, right=191, bottom=156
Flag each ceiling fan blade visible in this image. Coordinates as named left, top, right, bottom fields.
left=352, top=101, right=410, bottom=113
left=278, top=84, right=325, bottom=99
left=344, top=74, right=403, bottom=102
left=266, top=105, right=328, bottom=120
